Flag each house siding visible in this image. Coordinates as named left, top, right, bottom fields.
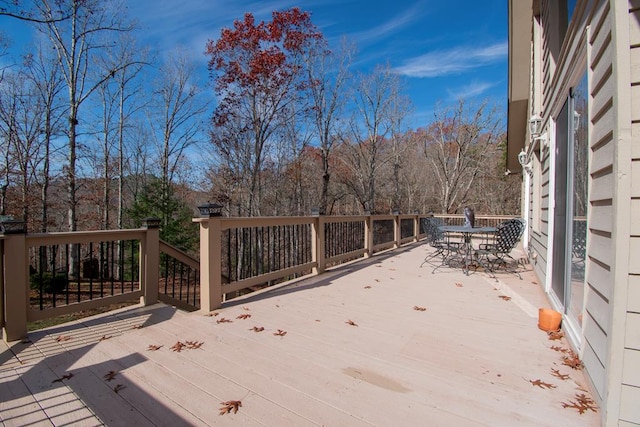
left=622, top=1, right=640, bottom=424
left=513, top=0, right=640, bottom=423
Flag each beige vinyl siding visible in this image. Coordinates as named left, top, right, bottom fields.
left=582, top=0, right=614, bottom=403
left=615, top=1, right=640, bottom=424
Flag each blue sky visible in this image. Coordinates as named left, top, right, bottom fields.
left=127, top=0, right=508, bottom=128
left=2, top=0, right=508, bottom=129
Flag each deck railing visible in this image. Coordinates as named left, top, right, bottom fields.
left=2, top=213, right=517, bottom=341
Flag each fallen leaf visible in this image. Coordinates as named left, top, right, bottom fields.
left=113, top=384, right=125, bottom=394
left=236, top=314, right=251, bottom=320
left=550, top=345, right=569, bottom=353
left=171, top=341, right=186, bottom=352
left=219, top=400, right=242, bottom=415
left=364, top=285, right=372, bottom=289
left=99, top=335, right=112, bottom=341
left=55, top=335, right=71, bottom=342
left=345, top=320, right=358, bottom=326
left=132, top=325, right=143, bottom=329
left=250, top=326, right=265, bottom=332
left=216, top=317, right=233, bottom=324
left=529, top=379, right=556, bottom=389
left=562, top=351, right=584, bottom=370
left=498, top=295, right=511, bottom=301
left=147, top=344, right=163, bottom=351
left=242, top=306, right=250, bottom=311
left=51, top=373, right=73, bottom=383
left=455, top=282, right=463, bottom=287
left=551, top=369, right=570, bottom=380
left=374, top=279, right=380, bottom=282
left=413, top=306, right=427, bottom=311
left=104, top=371, right=117, bottom=382
left=205, top=312, right=219, bottom=317
left=548, top=330, right=564, bottom=341
left=561, top=393, right=598, bottom=414
left=185, top=341, right=203, bottom=350
left=273, top=329, right=287, bottom=336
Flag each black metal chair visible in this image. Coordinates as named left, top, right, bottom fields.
left=420, top=217, right=462, bottom=273
left=474, top=218, right=526, bottom=279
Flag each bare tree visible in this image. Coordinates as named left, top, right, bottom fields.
left=148, top=48, right=208, bottom=228
left=35, top=0, right=135, bottom=232
left=306, top=38, right=353, bottom=214
left=423, top=99, right=502, bottom=214
left=339, top=64, right=401, bottom=213
left=0, top=71, right=45, bottom=225
left=23, top=41, right=66, bottom=231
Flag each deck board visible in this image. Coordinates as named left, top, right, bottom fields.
left=1, top=243, right=600, bottom=426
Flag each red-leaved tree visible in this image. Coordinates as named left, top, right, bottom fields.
left=204, top=8, right=323, bottom=216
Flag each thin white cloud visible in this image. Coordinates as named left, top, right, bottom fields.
left=447, top=81, right=495, bottom=100
left=349, top=2, right=425, bottom=46
left=394, top=41, right=507, bottom=78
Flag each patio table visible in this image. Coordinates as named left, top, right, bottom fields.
left=438, top=225, right=496, bottom=275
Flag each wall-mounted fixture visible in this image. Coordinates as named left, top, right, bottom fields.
left=518, top=148, right=532, bottom=174
left=529, top=114, right=542, bottom=138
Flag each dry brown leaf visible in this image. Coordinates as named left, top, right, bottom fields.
left=104, top=371, right=117, bottom=382
left=185, top=341, right=203, bottom=350
left=550, top=345, right=569, bottom=353
left=147, top=344, right=163, bottom=351
left=455, top=282, right=463, bottom=287
left=561, top=393, right=598, bottom=414
left=345, top=319, right=358, bottom=326
left=242, top=306, right=250, bottom=311
left=55, top=335, right=71, bottom=342
left=113, top=384, right=126, bottom=394
left=498, top=295, right=511, bottom=301
left=273, top=329, right=287, bottom=336
left=529, top=379, right=556, bottom=389
left=99, top=335, right=112, bottom=341
left=216, top=317, right=233, bottom=324
left=250, top=326, right=265, bottom=332
left=548, top=330, right=564, bottom=341
left=364, top=285, right=372, bottom=289
left=219, top=400, right=242, bottom=415
left=551, top=369, right=570, bottom=380
left=413, top=306, right=427, bottom=311
left=205, top=312, right=220, bottom=317
left=51, top=373, right=73, bottom=383
left=171, top=341, right=186, bottom=352
left=562, top=351, right=584, bottom=370
left=132, top=324, right=143, bottom=329
left=236, top=314, right=251, bottom=320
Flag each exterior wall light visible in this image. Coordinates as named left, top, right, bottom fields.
left=518, top=149, right=532, bottom=174
left=529, top=114, right=542, bottom=138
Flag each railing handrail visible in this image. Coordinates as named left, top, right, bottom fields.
left=159, top=240, right=199, bottom=270
left=26, top=228, right=147, bottom=246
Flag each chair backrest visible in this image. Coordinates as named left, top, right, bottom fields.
left=494, top=218, right=525, bottom=254
left=422, top=217, right=445, bottom=245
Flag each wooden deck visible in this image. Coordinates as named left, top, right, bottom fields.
left=1, top=243, right=601, bottom=426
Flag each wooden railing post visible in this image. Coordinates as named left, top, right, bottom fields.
left=364, top=214, right=373, bottom=258
left=1, top=220, right=28, bottom=342
left=394, top=212, right=401, bottom=248
left=141, top=218, right=160, bottom=306
left=312, top=214, right=325, bottom=274
left=196, top=217, right=222, bottom=312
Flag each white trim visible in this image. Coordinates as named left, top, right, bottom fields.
left=544, top=121, right=555, bottom=295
